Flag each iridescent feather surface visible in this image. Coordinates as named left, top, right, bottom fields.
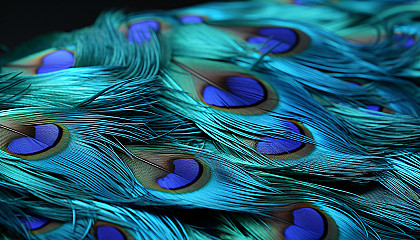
left=0, top=0, right=420, bottom=239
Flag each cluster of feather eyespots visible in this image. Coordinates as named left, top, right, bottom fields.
left=1, top=121, right=70, bottom=160
left=20, top=215, right=132, bottom=240
left=1, top=48, right=74, bottom=75
left=119, top=149, right=210, bottom=193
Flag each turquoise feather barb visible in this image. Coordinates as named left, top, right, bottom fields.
left=0, top=0, right=420, bottom=239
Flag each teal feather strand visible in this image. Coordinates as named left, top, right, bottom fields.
left=326, top=104, right=420, bottom=152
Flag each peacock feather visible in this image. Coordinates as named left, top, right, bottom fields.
left=1, top=0, right=420, bottom=239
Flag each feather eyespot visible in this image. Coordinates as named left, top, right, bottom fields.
left=197, top=73, right=278, bottom=114
left=284, top=208, right=326, bottom=240
left=157, top=158, right=203, bottom=190
left=93, top=222, right=134, bottom=240
left=247, top=28, right=298, bottom=54
left=120, top=149, right=211, bottom=193
left=413, top=188, right=420, bottom=200
left=202, top=76, right=267, bottom=108
left=342, top=79, right=395, bottom=115
left=267, top=204, right=337, bottom=240
left=256, top=120, right=304, bottom=155
left=364, top=105, right=394, bottom=115
left=345, top=80, right=364, bottom=87
left=127, top=20, right=160, bottom=44
left=36, top=50, right=74, bottom=74
left=1, top=122, right=70, bottom=160
left=96, top=226, right=126, bottom=240
left=19, top=215, right=63, bottom=234
left=395, top=33, right=417, bottom=48
left=179, top=15, right=205, bottom=24
left=246, top=27, right=310, bottom=56
left=243, top=119, right=314, bottom=159
left=292, top=0, right=305, bottom=4
left=171, top=58, right=279, bottom=115
left=20, top=215, right=50, bottom=231
left=211, top=22, right=311, bottom=56
left=119, top=17, right=173, bottom=44
left=2, top=48, right=74, bottom=75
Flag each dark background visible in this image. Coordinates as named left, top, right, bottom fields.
left=0, top=0, right=214, bottom=52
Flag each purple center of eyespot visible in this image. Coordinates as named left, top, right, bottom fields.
left=97, top=226, right=125, bottom=240
left=157, top=159, right=201, bottom=190
left=202, top=76, right=266, bottom=108
left=396, top=34, right=416, bottom=48
left=293, top=0, right=305, bottom=5
left=19, top=216, right=49, bottom=230
left=7, top=124, right=60, bottom=155
left=414, top=188, right=420, bottom=197
left=36, top=50, right=74, bottom=74
left=365, top=105, right=385, bottom=116
left=284, top=208, right=325, bottom=240
left=247, top=28, right=298, bottom=54
left=365, top=105, right=381, bottom=111
left=127, top=20, right=160, bottom=44
left=256, top=121, right=303, bottom=155
left=179, top=15, right=204, bottom=24
left=347, top=81, right=362, bottom=87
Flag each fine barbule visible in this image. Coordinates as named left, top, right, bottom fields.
left=0, top=0, right=419, bottom=239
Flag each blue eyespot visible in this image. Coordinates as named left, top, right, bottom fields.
left=7, top=124, right=61, bottom=155
left=179, top=15, right=204, bottom=24
left=97, top=226, right=125, bottom=240
left=158, top=159, right=201, bottom=190
left=127, top=20, right=160, bottom=44
left=284, top=208, right=326, bottom=240
left=256, top=121, right=304, bottom=155
left=247, top=28, right=298, bottom=54
left=19, top=215, right=50, bottom=230
left=202, top=76, right=266, bottom=108
left=37, top=50, right=74, bottom=74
